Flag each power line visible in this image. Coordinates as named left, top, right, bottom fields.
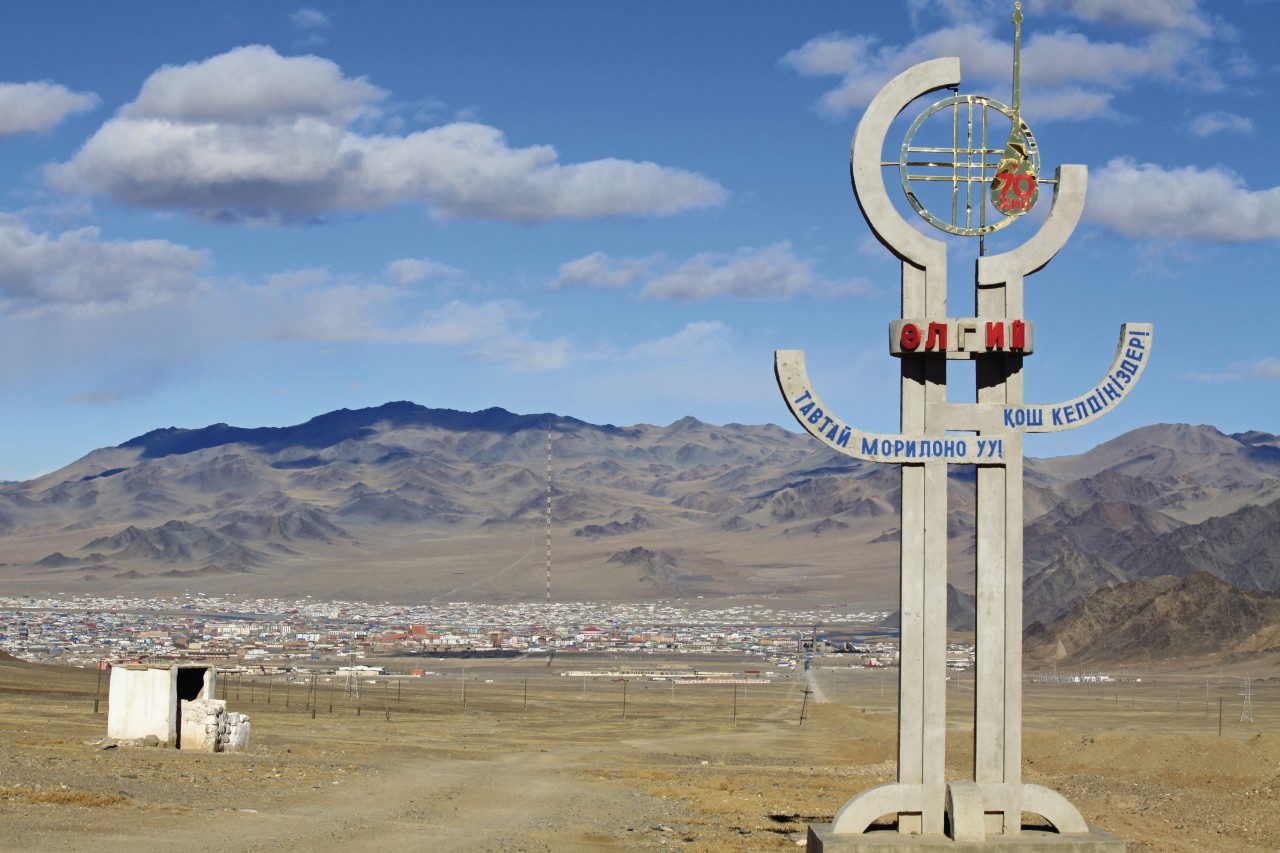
left=547, top=422, right=552, bottom=601
left=343, top=654, right=359, bottom=701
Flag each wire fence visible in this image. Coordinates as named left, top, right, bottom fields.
left=67, top=659, right=1277, bottom=740
left=204, top=667, right=805, bottom=728
left=805, top=665, right=1280, bottom=737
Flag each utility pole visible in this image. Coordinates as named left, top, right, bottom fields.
left=344, top=654, right=360, bottom=701
left=93, top=660, right=104, bottom=715
left=546, top=424, right=553, bottom=604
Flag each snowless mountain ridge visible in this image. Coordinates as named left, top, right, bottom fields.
left=0, top=402, right=1275, bottom=640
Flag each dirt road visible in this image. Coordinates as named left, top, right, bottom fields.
left=2, top=656, right=1278, bottom=852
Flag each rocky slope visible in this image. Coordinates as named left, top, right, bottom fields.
left=1019, top=424, right=1280, bottom=624
left=0, top=403, right=1276, bottom=625
left=1025, top=571, right=1280, bottom=665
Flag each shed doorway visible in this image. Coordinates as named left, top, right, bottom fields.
left=174, top=665, right=212, bottom=749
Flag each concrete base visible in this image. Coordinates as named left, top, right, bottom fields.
left=807, top=825, right=1125, bottom=853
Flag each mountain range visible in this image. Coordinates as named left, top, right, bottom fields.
left=1024, top=571, right=1280, bottom=665
left=1, top=402, right=1277, bottom=636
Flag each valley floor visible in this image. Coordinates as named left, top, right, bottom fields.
left=1, top=655, right=1277, bottom=852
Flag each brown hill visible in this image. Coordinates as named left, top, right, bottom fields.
left=1019, top=425, right=1280, bottom=625
left=1025, top=572, right=1280, bottom=665
left=0, top=405, right=1275, bottom=611
left=0, top=403, right=912, bottom=603
left=1022, top=549, right=1129, bottom=627
left=1029, top=423, right=1280, bottom=522
left=1118, top=499, right=1280, bottom=590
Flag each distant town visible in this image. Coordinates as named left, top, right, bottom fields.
left=0, top=594, right=973, bottom=673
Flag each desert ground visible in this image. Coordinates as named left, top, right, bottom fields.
left=1, top=651, right=1277, bottom=852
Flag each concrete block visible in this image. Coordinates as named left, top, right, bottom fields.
left=806, top=825, right=1125, bottom=853
left=180, top=699, right=221, bottom=752
left=223, top=713, right=251, bottom=751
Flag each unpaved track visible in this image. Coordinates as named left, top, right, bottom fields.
left=3, top=655, right=1279, bottom=852
left=234, top=748, right=651, bottom=853
left=4, top=740, right=678, bottom=852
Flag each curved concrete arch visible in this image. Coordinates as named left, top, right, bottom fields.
left=1011, top=323, right=1153, bottom=433
left=831, top=782, right=924, bottom=835
left=978, top=164, right=1088, bottom=286
left=1022, top=783, right=1090, bottom=834
left=850, top=57, right=957, bottom=272
left=776, top=350, right=1005, bottom=464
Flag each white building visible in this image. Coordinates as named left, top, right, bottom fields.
left=106, top=662, right=245, bottom=750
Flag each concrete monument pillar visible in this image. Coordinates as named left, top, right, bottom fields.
left=776, top=6, right=1146, bottom=849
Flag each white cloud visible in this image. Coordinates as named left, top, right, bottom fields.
left=0, top=82, right=98, bottom=137
left=0, top=231, right=234, bottom=402
left=1184, top=357, right=1280, bottom=384
left=551, top=251, right=657, bottom=289
left=1025, top=30, right=1195, bottom=90
left=123, top=46, right=381, bottom=124
left=814, top=6, right=1266, bottom=247
left=0, top=297, right=227, bottom=403
left=385, top=257, right=462, bottom=285
left=640, top=242, right=872, bottom=301
left=258, top=274, right=574, bottom=371
left=1024, top=86, right=1115, bottom=121
left=1129, top=241, right=1200, bottom=280
left=0, top=214, right=208, bottom=316
left=291, top=8, right=330, bottom=29
left=356, top=126, right=727, bottom=221
left=628, top=321, right=731, bottom=360
left=470, top=337, right=574, bottom=373
left=1253, top=358, right=1280, bottom=382
left=48, top=46, right=726, bottom=225
left=914, top=0, right=1214, bottom=38
left=784, top=2, right=1235, bottom=123
left=1086, top=157, right=1280, bottom=241
left=1189, top=111, right=1253, bottom=137
left=260, top=279, right=394, bottom=342
left=1034, top=0, right=1212, bottom=37
left=267, top=267, right=331, bottom=289
left=387, top=300, right=579, bottom=373
left=783, top=25, right=1116, bottom=121
left=404, top=300, right=534, bottom=346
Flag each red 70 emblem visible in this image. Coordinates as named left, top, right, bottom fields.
left=994, top=171, right=1036, bottom=213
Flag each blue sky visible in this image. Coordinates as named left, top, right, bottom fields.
left=0, top=0, right=1276, bottom=480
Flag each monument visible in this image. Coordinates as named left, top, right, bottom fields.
left=775, top=6, right=1146, bottom=849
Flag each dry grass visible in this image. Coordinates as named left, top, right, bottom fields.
left=1, top=655, right=1278, bottom=852
left=0, top=786, right=129, bottom=807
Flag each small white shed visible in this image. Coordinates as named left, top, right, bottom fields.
left=107, top=662, right=217, bottom=747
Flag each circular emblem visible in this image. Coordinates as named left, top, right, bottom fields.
left=898, top=94, right=1040, bottom=237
